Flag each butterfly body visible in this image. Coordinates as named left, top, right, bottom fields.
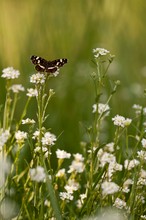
left=31, top=55, right=67, bottom=73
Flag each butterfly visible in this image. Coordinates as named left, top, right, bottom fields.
left=31, top=55, right=67, bottom=73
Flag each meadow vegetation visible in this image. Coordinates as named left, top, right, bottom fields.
left=1, top=1, right=146, bottom=219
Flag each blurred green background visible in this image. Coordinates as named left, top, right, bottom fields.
left=1, top=0, right=146, bottom=151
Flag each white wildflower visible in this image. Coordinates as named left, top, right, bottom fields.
left=141, top=138, right=146, bottom=148
left=30, top=73, right=46, bottom=84
left=92, top=103, right=110, bottom=116
left=0, top=129, right=10, bottom=151
left=42, top=132, right=56, bottom=146
left=59, top=192, right=73, bottom=201
left=80, top=193, right=87, bottom=203
left=56, top=168, right=66, bottom=178
left=124, top=159, right=140, bottom=170
left=112, top=115, right=132, bottom=127
left=2, top=67, right=20, bottom=79
left=56, top=149, right=71, bottom=159
left=132, top=104, right=142, bottom=115
left=68, top=160, right=84, bottom=173
left=137, top=150, right=146, bottom=160
left=26, top=88, right=38, bottom=97
left=93, top=48, right=110, bottom=58
left=104, top=142, right=114, bottom=152
left=29, top=166, right=46, bottom=182
left=68, top=153, right=84, bottom=173
left=98, top=103, right=110, bottom=115
left=15, top=130, right=27, bottom=144
left=92, top=104, right=97, bottom=113
left=113, top=198, right=127, bottom=209
left=73, top=153, right=84, bottom=162
left=22, top=118, right=35, bottom=124
left=122, top=178, right=133, bottom=193
left=10, top=84, right=25, bottom=93
left=64, top=179, right=80, bottom=193
left=101, top=181, right=119, bottom=195
left=32, top=130, right=40, bottom=139
left=98, top=152, right=116, bottom=167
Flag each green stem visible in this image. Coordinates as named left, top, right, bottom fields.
left=36, top=83, right=62, bottom=219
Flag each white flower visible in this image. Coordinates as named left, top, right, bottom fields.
left=41, top=132, right=56, bottom=146
left=92, top=104, right=97, bottom=113
left=98, top=151, right=116, bottom=167
left=34, top=146, right=51, bottom=158
left=92, top=103, right=110, bottom=115
left=104, top=142, right=114, bottom=152
left=98, top=103, right=110, bottom=115
left=141, top=138, right=146, bottom=148
left=132, top=104, right=142, bottom=115
left=26, top=88, right=38, bottom=97
left=124, top=159, right=140, bottom=170
left=2, top=67, right=20, bottom=79
left=30, top=73, right=46, bottom=84
left=68, top=160, right=84, bottom=173
left=64, top=179, right=80, bottom=193
left=0, top=129, right=10, bottom=151
left=93, top=48, right=110, bottom=58
left=56, top=168, right=66, bottom=178
left=32, top=130, right=40, bottom=139
left=73, top=153, right=84, bottom=162
left=59, top=192, right=73, bottom=201
left=29, top=166, right=46, bottom=182
left=122, top=179, right=133, bottom=193
left=113, top=198, right=127, bottom=209
left=101, top=181, right=119, bottom=195
left=15, top=130, right=27, bottom=144
left=80, top=193, right=87, bottom=203
left=10, top=84, right=25, bottom=93
left=112, top=115, right=132, bottom=127
left=22, top=118, right=35, bottom=124
left=137, top=150, right=146, bottom=160
left=56, top=149, right=71, bottom=159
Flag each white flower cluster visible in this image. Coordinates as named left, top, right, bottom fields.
left=97, top=148, right=123, bottom=180
left=56, top=149, right=71, bottom=159
left=15, top=130, right=27, bottom=144
left=101, top=181, right=119, bottom=195
left=93, top=48, right=110, bottom=58
left=30, top=73, right=46, bottom=84
left=41, top=132, right=56, bottom=146
left=0, top=129, right=10, bottom=151
left=133, top=104, right=146, bottom=116
left=26, top=88, right=38, bottom=97
left=10, top=84, right=25, bottom=93
left=92, top=103, right=110, bottom=116
left=68, top=153, right=85, bottom=173
left=29, top=166, right=46, bottom=182
left=2, top=67, right=20, bottom=79
left=22, top=118, right=35, bottom=125
left=60, top=179, right=80, bottom=201
left=112, top=115, right=132, bottom=127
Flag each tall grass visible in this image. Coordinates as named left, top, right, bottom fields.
left=0, top=48, right=146, bottom=219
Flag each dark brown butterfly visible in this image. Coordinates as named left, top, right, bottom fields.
left=31, top=55, right=67, bottom=73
